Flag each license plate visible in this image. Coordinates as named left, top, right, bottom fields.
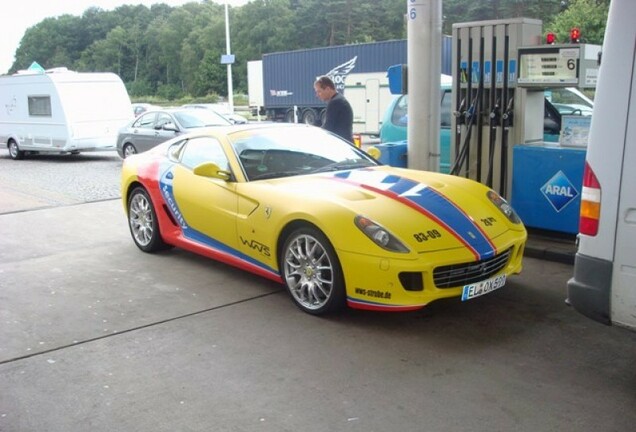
left=461, top=274, right=507, bottom=301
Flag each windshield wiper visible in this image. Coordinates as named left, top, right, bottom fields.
left=311, top=160, right=375, bottom=173
left=250, top=170, right=300, bottom=181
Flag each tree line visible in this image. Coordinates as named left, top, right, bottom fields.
left=9, top=0, right=609, bottom=101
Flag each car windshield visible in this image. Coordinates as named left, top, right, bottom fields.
left=544, top=87, right=594, bottom=116
left=228, top=126, right=379, bottom=181
left=173, top=109, right=232, bottom=128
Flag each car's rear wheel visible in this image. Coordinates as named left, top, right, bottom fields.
left=8, top=140, right=24, bottom=160
left=123, top=143, right=137, bottom=158
left=127, top=187, right=170, bottom=252
left=281, top=227, right=345, bottom=315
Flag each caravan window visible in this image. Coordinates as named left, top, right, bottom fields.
left=28, top=96, right=52, bottom=117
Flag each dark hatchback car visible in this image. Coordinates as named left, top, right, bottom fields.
left=116, top=108, right=231, bottom=158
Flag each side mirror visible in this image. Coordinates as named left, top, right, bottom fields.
left=162, top=122, right=179, bottom=132
left=193, top=162, right=232, bottom=181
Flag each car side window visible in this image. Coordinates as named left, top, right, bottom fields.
left=156, top=113, right=173, bottom=129
left=167, top=140, right=187, bottom=162
left=180, top=137, right=230, bottom=171
left=390, top=92, right=451, bottom=128
left=440, top=90, right=451, bottom=127
left=391, top=95, right=408, bottom=126
left=133, top=112, right=156, bottom=129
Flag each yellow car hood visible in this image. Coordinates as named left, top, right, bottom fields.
left=260, top=166, right=522, bottom=257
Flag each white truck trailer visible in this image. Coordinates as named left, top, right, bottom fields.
left=0, top=68, right=133, bottom=160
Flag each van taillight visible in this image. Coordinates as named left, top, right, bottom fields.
left=579, top=161, right=601, bottom=236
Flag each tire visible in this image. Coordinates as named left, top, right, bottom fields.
left=302, top=108, right=318, bottom=125
left=127, top=187, right=170, bottom=252
left=8, top=140, right=24, bottom=160
left=284, top=109, right=296, bottom=123
left=123, top=143, right=137, bottom=158
left=280, top=226, right=346, bottom=315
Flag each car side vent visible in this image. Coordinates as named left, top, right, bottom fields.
left=162, top=204, right=178, bottom=227
left=433, top=248, right=511, bottom=289
left=399, top=272, right=424, bottom=291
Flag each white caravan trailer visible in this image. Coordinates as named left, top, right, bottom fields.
left=567, top=0, right=636, bottom=332
left=0, top=68, right=133, bottom=160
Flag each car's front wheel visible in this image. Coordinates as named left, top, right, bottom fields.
left=127, top=187, right=170, bottom=252
left=281, top=227, right=345, bottom=315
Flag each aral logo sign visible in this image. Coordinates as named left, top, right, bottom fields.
left=541, top=170, right=579, bottom=212
left=324, top=56, right=357, bottom=92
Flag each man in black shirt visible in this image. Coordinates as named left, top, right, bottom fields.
left=313, top=75, right=353, bottom=142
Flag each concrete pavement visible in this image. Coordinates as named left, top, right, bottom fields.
left=1, top=199, right=635, bottom=432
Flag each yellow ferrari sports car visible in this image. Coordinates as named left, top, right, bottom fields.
left=121, top=123, right=526, bottom=315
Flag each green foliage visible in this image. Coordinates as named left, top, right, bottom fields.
left=545, top=0, right=609, bottom=45
left=127, top=79, right=153, bottom=97
left=8, top=0, right=609, bottom=101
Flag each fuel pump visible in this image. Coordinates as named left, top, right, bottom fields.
left=451, top=18, right=543, bottom=198
left=510, top=37, right=600, bottom=234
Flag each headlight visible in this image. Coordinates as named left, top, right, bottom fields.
left=354, top=215, right=409, bottom=253
left=487, top=190, right=521, bottom=224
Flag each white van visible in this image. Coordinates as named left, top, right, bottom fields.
left=0, top=68, right=133, bottom=160
left=567, top=0, right=636, bottom=332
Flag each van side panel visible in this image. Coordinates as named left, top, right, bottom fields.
left=576, top=0, right=634, bottom=262
left=611, top=53, right=636, bottom=330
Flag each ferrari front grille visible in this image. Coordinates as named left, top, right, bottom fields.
left=433, top=248, right=512, bottom=289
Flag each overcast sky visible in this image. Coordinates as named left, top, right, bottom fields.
left=1, top=0, right=249, bottom=74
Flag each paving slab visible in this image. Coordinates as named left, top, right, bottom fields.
left=1, top=200, right=635, bottom=432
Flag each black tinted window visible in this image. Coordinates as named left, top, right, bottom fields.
left=441, top=90, right=451, bottom=127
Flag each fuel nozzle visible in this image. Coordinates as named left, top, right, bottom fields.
left=502, top=97, right=514, bottom=128
left=454, top=98, right=466, bottom=125
left=489, top=99, right=501, bottom=127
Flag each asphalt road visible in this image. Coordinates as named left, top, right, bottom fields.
left=1, top=147, right=635, bottom=432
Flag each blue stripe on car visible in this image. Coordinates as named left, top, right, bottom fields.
left=332, top=170, right=496, bottom=260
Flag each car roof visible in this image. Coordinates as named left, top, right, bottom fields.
left=185, top=122, right=313, bottom=137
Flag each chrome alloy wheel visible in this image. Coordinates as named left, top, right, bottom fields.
left=129, top=192, right=154, bottom=247
left=283, top=234, right=335, bottom=311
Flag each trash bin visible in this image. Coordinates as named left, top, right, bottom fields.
left=374, top=141, right=408, bottom=167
